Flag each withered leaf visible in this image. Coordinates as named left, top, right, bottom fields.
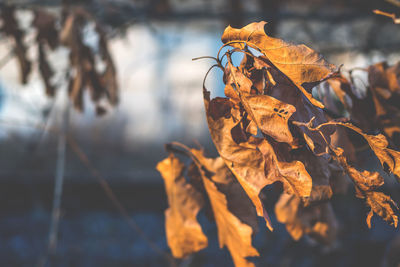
left=319, top=121, right=400, bottom=182
left=295, top=120, right=399, bottom=227
left=221, top=21, right=336, bottom=108
left=204, top=90, right=271, bottom=228
left=328, top=63, right=400, bottom=147
left=60, top=8, right=119, bottom=112
left=204, top=89, right=313, bottom=230
left=189, top=148, right=259, bottom=267
left=275, top=193, right=338, bottom=244
left=257, top=140, right=313, bottom=198
left=202, top=173, right=258, bottom=267
left=225, top=61, right=297, bottom=144
left=365, top=191, right=399, bottom=228
left=0, top=5, right=31, bottom=84
left=162, top=20, right=400, bottom=262
left=33, top=10, right=59, bottom=49
left=156, top=154, right=208, bottom=258
left=38, top=43, right=56, bottom=97
left=242, top=92, right=296, bottom=144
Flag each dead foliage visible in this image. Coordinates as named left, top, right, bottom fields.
left=0, top=4, right=118, bottom=114
left=157, top=21, right=400, bottom=266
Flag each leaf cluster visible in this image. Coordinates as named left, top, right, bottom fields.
left=0, top=4, right=118, bottom=114
left=157, top=21, right=400, bottom=266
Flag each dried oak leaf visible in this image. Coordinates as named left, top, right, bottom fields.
left=368, top=62, right=400, bottom=145
left=225, top=61, right=297, bottom=145
left=227, top=48, right=329, bottom=154
left=296, top=120, right=399, bottom=227
left=264, top=62, right=331, bottom=156
left=291, top=147, right=334, bottom=206
left=203, top=89, right=313, bottom=230
left=32, top=9, right=59, bottom=97
left=275, top=193, right=338, bottom=244
left=0, top=5, right=31, bottom=84
left=328, top=121, right=400, bottom=183
left=60, top=8, right=118, bottom=112
left=156, top=154, right=208, bottom=258
left=96, top=24, right=119, bottom=105
left=189, top=149, right=259, bottom=267
left=365, top=191, right=399, bottom=228
left=33, top=10, right=59, bottom=49
left=328, top=63, right=400, bottom=147
left=38, top=43, right=56, bottom=97
left=221, top=21, right=336, bottom=108
left=334, top=146, right=398, bottom=228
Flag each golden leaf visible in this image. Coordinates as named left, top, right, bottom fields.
left=221, top=21, right=336, bottom=108
left=156, top=154, right=208, bottom=258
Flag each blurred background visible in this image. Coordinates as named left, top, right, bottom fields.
left=0, top=0, right=399, bottom=266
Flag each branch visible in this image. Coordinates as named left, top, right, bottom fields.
left=37, top=91, right=70, bottom=267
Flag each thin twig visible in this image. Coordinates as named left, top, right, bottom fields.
left=37, top=92, right=70, bottom=267
left=67, top=136, right=176, bottom=267
left=192, top=56, right=218, bottom=62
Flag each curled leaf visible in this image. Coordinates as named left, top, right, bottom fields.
left=156, top=154, right=208, bottom=258
left=221, top=21, right=336, bottom=108
left=189, top=149, right=259, bottom=267
left=275, top=193, right=338, bottom=244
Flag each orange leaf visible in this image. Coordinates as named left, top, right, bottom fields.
left=221, top=21, right=336, bottom=108
left=156, top=154, right=208, bottom=258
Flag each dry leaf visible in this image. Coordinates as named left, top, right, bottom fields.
left=275, top=193, right=338, bottom=244
left=156, top=154, right=208, bottom=258
left=294, top=119, right=399, bottom=227
left=189, top=148, right=259, bottom=267
left=160, top=144, right=259, bottom=266
left=0, top=5, right=31, bottom=84
left=221, top=21, right=336, bottom=108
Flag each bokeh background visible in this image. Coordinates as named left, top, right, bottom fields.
left=0, top=0, right=399, bottom=266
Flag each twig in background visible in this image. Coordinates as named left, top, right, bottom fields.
left=37, top=91, right=70, bottom=267
left=67, top=136, right=177, bottom=267
left=0, top=118, right=176, bottom=267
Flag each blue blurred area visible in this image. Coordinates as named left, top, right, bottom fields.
left=0, top=193, right=398, bottom=267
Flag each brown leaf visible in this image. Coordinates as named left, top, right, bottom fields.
left=96, top=24, right=119, bottom=105
left=38, top=44, right=56, bottom=97
left=328, top=64, right=400, bottom=148
left=33, top=10, right=59, bottom=49
left=60, top=8, right=118, bottom=112
left=257, top=140, right=313, bottom=198
left=243, top=93, right=296, bottom=143
left=365, top=191, right=399, bottom=228
left=156, top=154, right=208, bottom=258
left=292, top=148, right=334, bottom=206
left=204, top=88, right=313, bottom=230
left=265, top=65, right=330, bottom=155
left=203, top=174, right=258, bottom=267
left=0, top=5, right=31, bottom=84
left=225, top=61, right=297, bottom=144
left=189, top=149, right=259, bottom=267
left=221, top=21, right=336, bottom=108
left=190, top=149, right=259, bottom=231
left=275, top=193, right=338, bottom=244
left=332, top=122, right=400, bottom=182
left=295, top=120, right=399, bottom=227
